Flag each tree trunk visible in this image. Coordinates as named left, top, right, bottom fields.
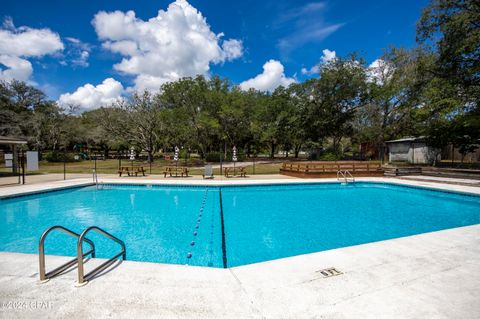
left=332, top=136, right=342, bottom=156
left=103, top=147, right=109, bottom=160
left=294, top=144, right=301, bottom=158
left=270, top=142, right=275, bottom=158
left=147, top=150, right=153, bottom=163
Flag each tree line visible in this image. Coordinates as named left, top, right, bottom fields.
left=1, top=0, right=478, bottom=163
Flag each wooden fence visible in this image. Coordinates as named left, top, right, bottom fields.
left=280, top=161, right=384, bottom=178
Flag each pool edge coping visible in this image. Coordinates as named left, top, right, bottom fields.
left=1, top=176, right=479, bottom=200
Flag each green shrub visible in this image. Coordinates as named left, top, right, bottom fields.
left=43, top=151, right=76, bottom=163
left=205, top=152, right=222, bottom=162
left=319, top=152, right=341, bottom=161
left=179, top=149, right=189, bottom=159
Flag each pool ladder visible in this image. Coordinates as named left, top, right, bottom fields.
left=38, top=225, right=126, bottom=287
left=337, top=170, right=355, bottom=184
left=93, top=169, right=104, bottom=189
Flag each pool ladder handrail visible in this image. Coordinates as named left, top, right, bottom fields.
left=38, top=225, right=126, bottom=286
left=337, top=170, right=355, bottom=183
left=93, top=169, right=104, bottom=189
left=38, top=226, right=96, bottom=283
left=76, top=226, right=126, bottom=286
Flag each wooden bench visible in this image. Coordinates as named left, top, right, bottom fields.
left=118, top=166, right=146, bottom=177
left=163, top=166, right=189, bottom=177
left=224, top=166, right=247, bottom=177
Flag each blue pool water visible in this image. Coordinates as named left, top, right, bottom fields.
left=0, top=183, right=479, bottom=267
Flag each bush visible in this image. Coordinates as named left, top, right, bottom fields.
left=179, top=149, right=188, bottom=159
left=43, top=151, right=76, bottom=163
left=319, top=152, right=341, bottom=161
left=205, top=152, right=222, bottom=162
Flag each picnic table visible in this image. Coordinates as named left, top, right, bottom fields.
left=118, top=166, right=146, bottom=177
left=224, top=167, right=247, bottom=177
left=163, top=166, right=189, bottom=178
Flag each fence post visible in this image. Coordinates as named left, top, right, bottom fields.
left=220, top=153, right=223, bottom=179
left=63, top=149, right=66, bottom=180
left=21, top=151, right=25, bottom=185
left=16, top=148, right=20, bottom=184
left=253, top=155, right=255, bottom=175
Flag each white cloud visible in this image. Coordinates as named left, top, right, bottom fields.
left=0, top=18, right=63, bottom=82
left=222, top=39, right=243, bottom=61
left=275, top=3, right=344, bottom=57
left=0, top=25, right=63, bottom=58
left=63, top=37, right=92, bottom=68
left=92, top=0, right=243, bottom=92
left=240, top=60, right=296, bottom=92
left=58, top=78, right=124, bottom=111
left=0, top=55, right=33, bottom=81
left=300, top=67, right=310, bottom=75
left=102, top=40, right=138, bottom=56
left=320, top=49, right=336, bottom=63
left=367, top=59, right=393, bottom=84
left=301, top=49, right=337, bottom=75
left=71, top=50, right=90, bottom=67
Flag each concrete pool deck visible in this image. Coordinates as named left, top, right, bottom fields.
left=0, top=177, right=479, bottom=318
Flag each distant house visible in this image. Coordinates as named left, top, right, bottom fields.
left=386, top=137, right=439, bottom=164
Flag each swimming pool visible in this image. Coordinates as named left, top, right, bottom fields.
left=1, top=182, right=479, bottom=267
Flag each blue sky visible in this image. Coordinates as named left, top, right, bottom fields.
left=0, top=0, right=429, bottom=110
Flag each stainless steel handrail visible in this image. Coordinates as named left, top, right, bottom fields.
left=93, top=170, right=105, bottom=190
left=76, top=226, right=126, bottom=286
left=345, top=170, right=355, bottom=182
left=337, top=170, right=355, bottom=183
left=39, top=226, right=95, bottom=282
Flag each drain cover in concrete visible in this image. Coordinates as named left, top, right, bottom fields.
left=317, top=267, right=343, bottom=277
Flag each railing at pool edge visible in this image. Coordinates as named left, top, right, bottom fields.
left=93, top=169, right=104, bottom=190
left=337, top=170, right=355, bottom=184
left=76, top=226, right=126, bottom=287
left=38, top=226, right=96, bottom=283
left=38, top=225, right=125, bottom=287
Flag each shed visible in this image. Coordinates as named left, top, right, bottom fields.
left=386, top=137, right=439, bottom=164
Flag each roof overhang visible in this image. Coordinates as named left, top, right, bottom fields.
left=0, top=136, right=28, bottom=145
left=385, top=137, right=425, bottom=144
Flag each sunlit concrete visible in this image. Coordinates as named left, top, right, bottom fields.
left=0, top=176, right=479, bottom=318
left=0, top=225, right=479, bottom=318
